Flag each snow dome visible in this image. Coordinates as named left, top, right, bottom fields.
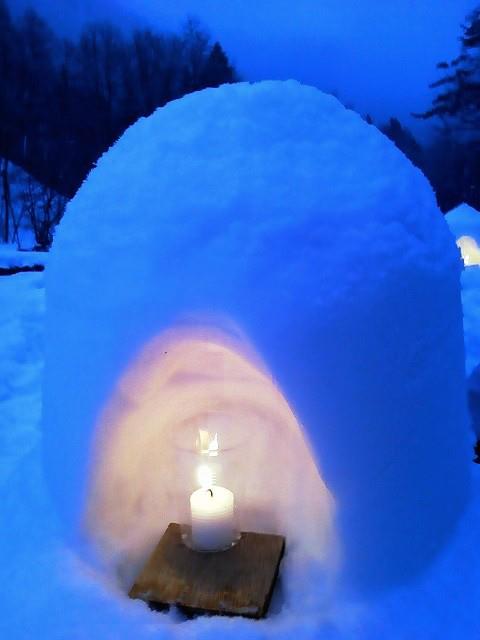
left=43, top=80, right=470, bottom=600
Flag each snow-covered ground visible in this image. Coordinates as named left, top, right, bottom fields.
left=463, top=267, right=480, bottom=379
left=0, top=271, right=44, bottom=485
left=0, top=244, right=48, bottom=269
left=0, top=252, right=480, bottom=639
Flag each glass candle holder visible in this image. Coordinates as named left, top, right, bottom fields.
left=172, top=412, right=245, bottom=552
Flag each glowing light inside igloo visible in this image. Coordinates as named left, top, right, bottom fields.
left=85, top=325, right=336, bottom=574
left=457, top=235, right=480, bottom=266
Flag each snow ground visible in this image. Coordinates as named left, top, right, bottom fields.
left=463, top=267, right=480, bottom=378
left=0, top=272, right=44, bottom=485
left=1, top=261, right=480, bottom=639
left=0, top=245, right=48, bottom=269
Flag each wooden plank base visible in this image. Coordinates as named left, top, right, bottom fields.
left=0, top=264, right=44, bottom=276
left=129, top=523, right=285, bottom=619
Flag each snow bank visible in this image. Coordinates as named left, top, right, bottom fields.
left=43, top=80, right=470, bottom=604
left=461, top=266, right=480, bottom=436
left=0, top=272, right=44, bottom=484
left=446, top=203, right=480, bottom=245
left=0, top=244, right=48, bottom=268
left=462, top=267, right=480, bottom=378
left=445, top=204, right=480, bottom=430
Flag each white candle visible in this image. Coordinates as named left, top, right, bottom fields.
left=190, top=485, right=235, bottom=551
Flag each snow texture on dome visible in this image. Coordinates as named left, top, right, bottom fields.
left=43, top=80, right=470, bottom=597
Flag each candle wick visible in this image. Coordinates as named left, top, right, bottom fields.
left=207, top=488, right=213, bottom=497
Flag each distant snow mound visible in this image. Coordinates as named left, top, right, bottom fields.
left=446, top=202, right=480, bottom=245
left=44, top=80, right=470, bottom=601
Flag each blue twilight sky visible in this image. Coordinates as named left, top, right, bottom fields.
left=11, top=0, right=479, bottom=133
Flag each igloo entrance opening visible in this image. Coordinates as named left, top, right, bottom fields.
left=84, top=323, right=337, bottom=588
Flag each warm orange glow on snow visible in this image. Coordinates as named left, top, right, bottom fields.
left=457, top=235, right=480, bottom=266
left=84, top=324, right=335, bottom=576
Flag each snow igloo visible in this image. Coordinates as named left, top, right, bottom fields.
left=43, top=80, right=471, bottom=600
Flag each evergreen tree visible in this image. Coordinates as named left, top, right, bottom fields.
left=423, top=133, right=474, bottom=213
left=381, top=117, right=423, bottom=169
left=415, top=6, right=480, bottom=210
left=416, top=8, right=480, bottom=133
left=201, top=42, right=237, bottom=88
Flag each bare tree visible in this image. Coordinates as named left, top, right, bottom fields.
left=1, top=157, right=12, bottom=242
left=1, top=158, right=66, bottom=249
left=20, top=175, right=66, bottom=249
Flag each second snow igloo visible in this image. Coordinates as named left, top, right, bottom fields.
left=43, top=80, right=471, bottom=595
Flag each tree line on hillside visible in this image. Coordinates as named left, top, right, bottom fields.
left=0, top=0, right=237, bottom=204
left=1, top=1, right=480, bottom=249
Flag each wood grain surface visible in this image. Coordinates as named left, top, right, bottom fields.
left=129, top=522, right=285, bottom=618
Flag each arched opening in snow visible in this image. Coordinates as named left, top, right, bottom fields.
left=84, top=322, right=337, bottom=587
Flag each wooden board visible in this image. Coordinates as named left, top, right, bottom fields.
left=129, top=523, right=285, bottom=619
left=0, top=264, right=44, bottom=276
